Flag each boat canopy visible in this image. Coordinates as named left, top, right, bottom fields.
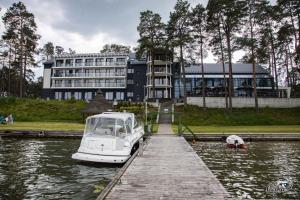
left=84, top=112, right=137, bottom=138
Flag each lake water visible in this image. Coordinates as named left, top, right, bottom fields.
left=0, top=138, right=119, bottom=200
left=191, top=141, right=300, bottom=199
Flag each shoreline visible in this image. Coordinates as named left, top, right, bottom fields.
left=1, top=130, right=300, bottom=141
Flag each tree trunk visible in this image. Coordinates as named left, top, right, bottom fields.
left=225, top=32, right=233, bottom=111
left=19, top=19, right=24, bottom=98
left=8, top=45, right=12, bottom=96
left=218, top=21, right=228, bottom=110
left=287, top=2, right=298, bottom=50
left=23, top=51, right=27, bottom=97
left=200, top=36, right=206, bottom=110
left=180, top=44, right=187, bottom=107
left=270, top=31, right=279, bottom=96
left=285, top=46, right=290, bottom=87
left=249, top=7, right=258, bottom=112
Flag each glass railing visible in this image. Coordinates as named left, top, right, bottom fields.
left=52, top=72, right=126, bottom=77
left=52, top=83, right=126, bottom=88
left=54, top=62, right=126, bottom=67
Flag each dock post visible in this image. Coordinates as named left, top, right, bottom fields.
left=139, top=138, right=143, bottom=156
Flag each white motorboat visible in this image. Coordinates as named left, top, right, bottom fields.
left=72, top=112, right=144, bottom=163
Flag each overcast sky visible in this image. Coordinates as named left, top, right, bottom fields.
left=0, top=0, right=206, bottom=52
left=0, top=0, right=275, bottom=78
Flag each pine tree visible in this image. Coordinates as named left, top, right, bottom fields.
left=137, top=10, right=165, bottom=99
left=167, top=0, right=193, bottom=107
left=207, top=0, right=247, bottom=111
left=2, top=2, right=40, bottom=98
left=101, top=44, right=131, bottom=54
left=191, top=4, right=207, bottom=109
left=206, top=1, right=229, bottom=110
left=42, top=42, right=54, bottom=60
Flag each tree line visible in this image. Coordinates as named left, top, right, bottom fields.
left=1, top=0, right=300, bottom=110
left=0, top=2, right=78, bottom=98
left=136, top=0, right=300, bottom=111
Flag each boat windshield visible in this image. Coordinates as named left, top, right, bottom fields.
left=84, top=117, right=127, bottom=138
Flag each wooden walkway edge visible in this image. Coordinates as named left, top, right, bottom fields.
left=104, top=124, right=230, bottom=200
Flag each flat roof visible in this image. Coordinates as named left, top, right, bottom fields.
left=185, top=63, right=270, bottom=74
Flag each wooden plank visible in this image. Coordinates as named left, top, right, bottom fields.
left=105, top=124, right=230, bottom=200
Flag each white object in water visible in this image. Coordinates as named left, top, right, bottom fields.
left=226, top=135, right=245, bottom=146
left=72, top=112, right=144, bottom=163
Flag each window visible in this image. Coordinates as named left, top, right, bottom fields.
left=95, top=58, right=104, bottom=66
left=116, top=92, right=124, bottom=100
left=65, top=80, right=72, bottom=87
left=84, top=79, right=94, bottom=87
left=85, top=58, right=93, bottom=66
left=56, top=60, right=64, bottom=67
left=105, top=92, right=114, bottom=100
left=74, top=80, right=82, bottom=87
left=127, top=92, right=133, bottom=97
left=65, top=59, right=73, bottom=67
left=54, top=80, right=62, bottom=87
left=85, top=92, right=93, bottom=100
left=55, top=92, right=62, bottom=100
left=75, top=59, right=82, bottom=66
left=125, top=118, right=132, bottom=134
left=106, top=58, right=113, bottom=63
left=116, top=79, right=125, bottom=87
left=128, top=69, right=134, bottom=74
left=95, top=79, right=105, bottom=87
left=127, top=79, right=133, bottom=84
left=74, top=92, right=82, bottom=100
left=116, top=58, right=126, bottom=65
left=65, top=92, right=72, bottom=100
left=116, top=68, right=125, bottom=76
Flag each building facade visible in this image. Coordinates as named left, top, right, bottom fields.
left=43, top=53, right=129, bottom=101
left=146, top=51, right=173, bottom=99
left=43, top=53, right=275, bottom=101
left=173, top=63, right=275, bottom=98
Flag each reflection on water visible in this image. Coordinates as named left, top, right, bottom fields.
left=0, top=138, right=119, bottom=200
left=191, top=141, right=300, bottom=199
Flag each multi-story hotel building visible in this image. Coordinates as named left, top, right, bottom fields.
left=42, top=51, right=276, bottom=101
left=43, top=53, right=128, bottom=101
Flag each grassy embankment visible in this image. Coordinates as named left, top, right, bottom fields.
left=173, top=105, right=300, bottom=133
left=0, top=97, right=86, bottom=131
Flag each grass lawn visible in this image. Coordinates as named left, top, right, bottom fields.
left=152, top=123, right=159, bottom=133
left=175, top=105, right=300, bottom=126
left=0, top=97, right=86, bottom=122
left=0, top=122, right=84, bottom=132
left=172, top=125, right=300, bottom=134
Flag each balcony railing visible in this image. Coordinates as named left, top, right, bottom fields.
left=53, top=72, right=126, bottom=78
left=52, top=83, right=126, bottom=88
left=54, top=62, right=126, bottom=67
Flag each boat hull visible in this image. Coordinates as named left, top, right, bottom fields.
left=72, top=152, right=130, bottom=164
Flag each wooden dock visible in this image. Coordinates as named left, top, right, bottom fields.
left=103, top=124, right=230, bottom=200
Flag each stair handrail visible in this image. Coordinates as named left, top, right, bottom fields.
left=156, top=103, right=161, bottom=124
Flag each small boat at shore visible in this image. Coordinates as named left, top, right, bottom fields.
left=72, top=112, right=144, bottom=163
left=226, top=135, right=247, bottom=149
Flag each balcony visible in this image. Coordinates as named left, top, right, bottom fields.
left=53, top=62, right=126, bottom=68
left=52, top=72, right=126, bottom=78
left=146, top=83, right=172, bottom=88
left=52, top=82, right=126, bottom=88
